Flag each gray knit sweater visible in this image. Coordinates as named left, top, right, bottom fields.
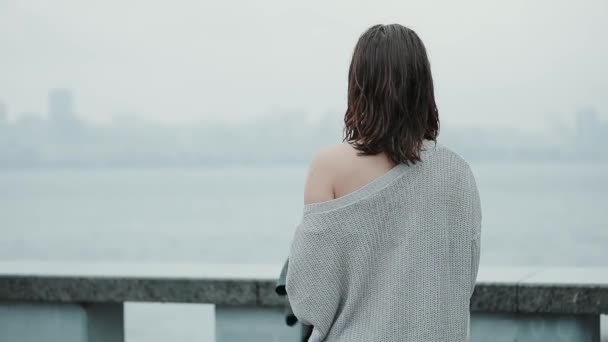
left=286, top=141, right=482, bottom=342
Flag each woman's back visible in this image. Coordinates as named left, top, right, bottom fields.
left=287, top=141, right=481, bottom=341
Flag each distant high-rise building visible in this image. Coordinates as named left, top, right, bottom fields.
left=48, top=89, right=74, bottom=123
left=574, top=108, right=604, bottom=157
left=0, top=101, right=6, bottom=122
left=576, top=109, right=598, bottom=135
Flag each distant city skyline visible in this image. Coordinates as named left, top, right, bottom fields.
left=0, top=88, right=606, bottom=167
left=1, top=87, right=606, bottom=132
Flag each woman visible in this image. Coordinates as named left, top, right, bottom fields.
left=285, top=24, right=482, bottom=341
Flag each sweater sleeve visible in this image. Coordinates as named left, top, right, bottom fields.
left=286, top=215, right=346, bottom=339
left=468, top=169, right=482, bottom=297
left=471, top=233, right=481, bottom=296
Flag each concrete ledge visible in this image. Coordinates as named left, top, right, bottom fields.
left=518, top=268, right=608, bottom=315
left=0, top=262, right=606, bottom=314
left=518, top=285, right=607, bottom=314
left=470, top=283, right=518, bottom=312
left=0, top=262, right=274, bottom=306
left=473, top=267, right=608, bottom=314
left=0, top=276, right=258, bottom=305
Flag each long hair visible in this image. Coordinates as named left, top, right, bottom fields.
left=343, top=24, right=439, bottom=164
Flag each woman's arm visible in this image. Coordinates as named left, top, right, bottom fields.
left=285, top=147, right=345, bottom=338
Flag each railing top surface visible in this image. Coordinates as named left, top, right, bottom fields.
left=0, top=262, right=606, bottom=314
left=0, top=261, right=280, bottom=281
left=476, top=266, right=608, bottom=286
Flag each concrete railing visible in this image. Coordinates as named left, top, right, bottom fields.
left=0, top=262, right=606, bottom=342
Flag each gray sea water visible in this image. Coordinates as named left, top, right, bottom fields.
left=1, top=162, right=607, bottom=341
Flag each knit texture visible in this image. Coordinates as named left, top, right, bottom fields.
left=286, top=141, right=482, bottom=342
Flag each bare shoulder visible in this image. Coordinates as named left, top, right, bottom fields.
left=303, top=143, right=354, bottom=205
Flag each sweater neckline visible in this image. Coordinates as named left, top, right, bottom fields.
left=303, top=139, right=438, bottom=214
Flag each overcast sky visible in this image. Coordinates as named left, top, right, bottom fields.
left=0, top=0, right=606, bottom=130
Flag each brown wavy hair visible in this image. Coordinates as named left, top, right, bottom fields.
left=344, top=24, right=439, bottom=165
